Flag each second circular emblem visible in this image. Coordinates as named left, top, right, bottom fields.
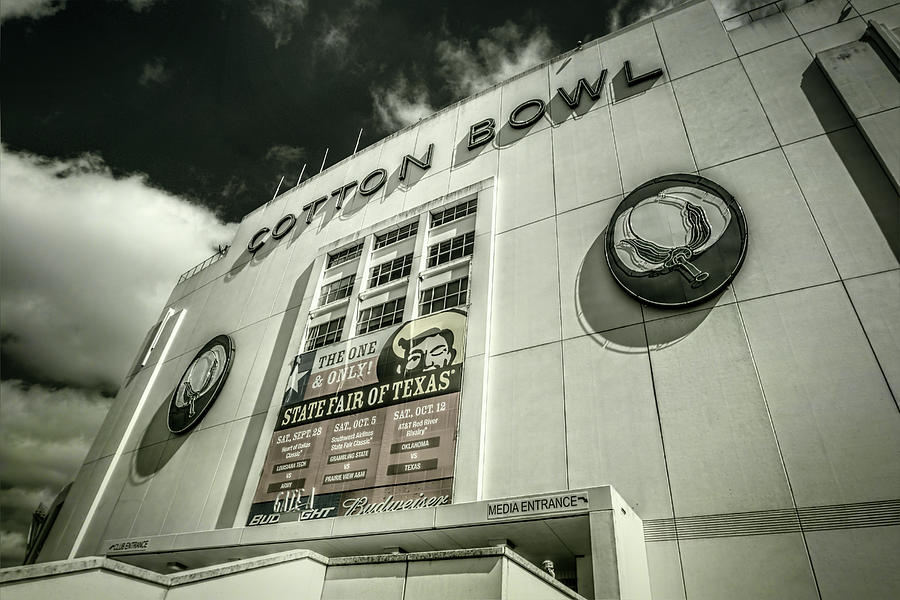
left=605, top=174, right=749, bottom=307
left=168, top=335, right=235, bottom=434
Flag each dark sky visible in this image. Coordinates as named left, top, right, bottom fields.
left=0, top=0, right=696, bottom=566
left=0, top=0, right=668, bottom=222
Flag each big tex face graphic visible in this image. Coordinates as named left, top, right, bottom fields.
left=378, top=309, right=466, bottom=380
left=401, top=329, right=457, bottom=374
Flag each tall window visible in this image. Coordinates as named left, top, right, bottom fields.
left=327, top=242, right=363, bottom=269
left=431, top=199, right=477, bottom=227
left=305, top=317, right=345, bottom=350
left=419, top=277, right=469, bottom=315
left=369, top=254, right=414, bottom=288
left=357, top=298, right=405, bottom=335
left=426, top=232, right=474, bottom=268
left=374, top=222, right=418, bottom=249
left=319, top=275, right=355, bottom=305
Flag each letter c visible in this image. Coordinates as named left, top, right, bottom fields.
left=271, top=213, right=297, bottom=239
left=248, top=227, right=270, bottom=253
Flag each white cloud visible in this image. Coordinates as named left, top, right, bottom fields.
left=321, top=22, right=352, bottom=52
left=0, top=0, right=65, bottom=23
left=371, top=75, right=436, bottom=133
left=252, top=0, right=310, bottom=48
left=0, top=381, right=112, bottom=565
left=0, top=146, right=236, bottom=391
left=139, top=58, right=169, bottom=86
left=0, top=382, right=110, bottom=492
left=608, top=0, right=680, bottom=31
left=0, top=0, right=160, bottom=23
left=126, top=0, right=158, bottom=11
left=436, top=22, right=554, bottom=97
left=1, top=530, right=28, bottom=566
left=371, top=21, right=553, bottom=133
left=318, top=0, right=377, bottom=54
left=265, top=144, right=306, bottom=166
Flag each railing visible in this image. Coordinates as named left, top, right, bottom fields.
left=177, top=246, right=230, bottom=284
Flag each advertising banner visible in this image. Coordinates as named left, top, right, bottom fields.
left=247, top=309, right=467, bottom=526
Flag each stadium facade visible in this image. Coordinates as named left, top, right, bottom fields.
left=3, top=0, right=899, bottom=598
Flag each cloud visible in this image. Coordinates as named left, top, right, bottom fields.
left=435, top=21, right=554, bottom=98
left=0, top=381, right=113, bottom=565
left=1, top=530, right=28, bottom=567
left=251, top=0, right=310, bottom=48
left=0, top=0, right=65, bottom=23
left=126, top=0, right=157, bottom=10
left=0, top=146, right=236, bottom=392
left=318, top=0, right=378, bottom=54
left=369, top=21, right=551, bottom=133
left=221, top=175, right=249, bottom=199
left=265, top=144, right=306, bottom=166
left=608, top=0, right=680, bottom=31
left=264, top=145, right=307, bottom=188
left=0, top=0, right=158, bottom=23
left=371, top=75, right=436, bottom=133
left=139, top=58, right=169, bottom=87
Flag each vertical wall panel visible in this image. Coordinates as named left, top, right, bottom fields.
left=740, top=283, right=900, bottom=506
left=483, top=343, right=567, bottom=499
left=647, top=304, right=793, bottom=517
left=489, top=217, right=561, bottom=356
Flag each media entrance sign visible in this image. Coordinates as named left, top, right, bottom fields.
left=247, top=310, right=467, bottom=525
left=605, top=174, right=748, bottom=307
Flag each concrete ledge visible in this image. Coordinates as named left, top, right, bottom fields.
left=330, top=546, right=587, bottom=600
left=1, top=546, right=585, bottom=599
left=0, top=556, right=168, bottom=586
left=166, top=548, right=328, bottom=586
left=0, top=548, right=328, bottom=588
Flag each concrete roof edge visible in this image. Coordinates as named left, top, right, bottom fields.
left=0, top=556, right=167, bottom=587
left=165, top=548, right=329, bottom=585
left=0, top=549, right=331, bottom=588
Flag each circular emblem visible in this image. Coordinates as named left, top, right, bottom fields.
left=167, top=335, right=235, bottom=434
left=605, top=174, right=748, bottom=307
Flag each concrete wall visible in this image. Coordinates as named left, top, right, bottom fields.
left=37, top=0, right=900, bottom=598
left=4, top=548, right=582, bottom=600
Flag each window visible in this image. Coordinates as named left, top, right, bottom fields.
left=426, top=232, right=474, bottom=268
left=327, top=242, right=363, bottom=269
left=419, top=277, right=469, bottom=315
left=357, top=298, right=405, bottom=335
left=305, top=317, right=345, bottom=350
left=319, top=275, right=355, bottom=305
left=369, top=254, right=413, bottom=288
left=374, top=221, right=418, bottom=249
left=431, top=199, right=477, bottom=227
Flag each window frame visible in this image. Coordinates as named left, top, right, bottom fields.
left=431, top=199, right=477, bottom=228
left=357, top=297, right=406, bottom=335
left=318, top=274, right=355, bottom=306
left=326, top=242, right=364, bottom=269
left=374, top=221, right=419, bottom=250
left=369, top=253, right=414, bottom=288
left=426, top=231, right=475, bottom=268
left=419, top=276, right=469, bottom=316
left=305, top=316, right=345, bottom=350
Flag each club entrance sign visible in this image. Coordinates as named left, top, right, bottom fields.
left=245, top=60, right=664, bottom=255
